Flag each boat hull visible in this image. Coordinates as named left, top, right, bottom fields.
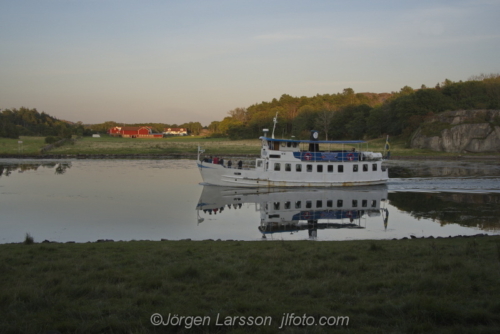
left=198, top=162, right=389, bottom=187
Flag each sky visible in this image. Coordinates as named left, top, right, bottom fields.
left=1, top=0, right=499, bottom=126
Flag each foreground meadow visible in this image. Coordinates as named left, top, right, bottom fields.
left=1, top=237, right=500, bottom=333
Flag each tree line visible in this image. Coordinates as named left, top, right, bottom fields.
left=209, top=74, right=500, bottom=141
left=0, top=107, right=85, bottom=139
left=3, top=74, right=499, bottom=141
left=87, top=121, right=203, bottom=136
left=0, top=108, right=204, bottom=139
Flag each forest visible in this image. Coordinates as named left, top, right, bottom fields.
left=1, top=74, right=499, bottom=141
left=208, top=74, right=500, bottom=141
left=0, top=107, right=83, bottom=139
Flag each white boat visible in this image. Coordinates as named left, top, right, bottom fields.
left=196, top=185, right=389, bottom=239
left=197, top=128, right=389, bottom=187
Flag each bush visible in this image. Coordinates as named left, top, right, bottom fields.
left=24, top=233, right=34, bottom=245
left=45, top=136, right=61, bottom=144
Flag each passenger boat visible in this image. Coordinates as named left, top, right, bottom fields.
left=196, top=185, right=389, bottom=239
left=197, top=126, right=389, bottom=187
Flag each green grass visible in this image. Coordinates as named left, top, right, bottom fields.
left=47, top=136, right=262, bottom=156
left=1, top=135, right=499, bottom=158
left=0, top=136, right=46, bottom=155
left=1, top=237, right=500, bottom=333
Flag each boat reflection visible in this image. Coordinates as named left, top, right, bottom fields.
left=196, top=185, right=389, bottom=239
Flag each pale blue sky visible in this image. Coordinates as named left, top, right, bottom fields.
left=1, top=0, right=499, bottom=125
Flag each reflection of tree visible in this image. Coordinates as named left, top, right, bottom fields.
left=388, top=192, right=500, bottom=231
left=0, top=162, right=72, bottom=177
left=54, top=163, right=72, bottom=175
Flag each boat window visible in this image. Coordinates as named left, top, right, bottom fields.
left=273, top=142, right=280, bottom=150
left=338, top=165, right=344, bottom=173
left=274, top=202, right=280, bottom=210
left=285, top=163, right=291, bottom=172
left=281, top=142, right=286, bottom=147
left=352, top=200, right=358, bottom=207
left=269, top=214, right=280, bottom=218
left=285, top=201, right=291, bottom=209
left=295, top=201, right=301, bottom=209
left=257, top=160, right=263, bottom=168
left=317, top=165, right=323, bottom=173
left=363, top=164, right=368, bottom=172
left=371, top=200, right=377, bottom=208
left=306, top=165, right=313, bottom=172
left=353, top=164, right=358, bottom=172
left=337, top=200, right=343, bottom=208
left=362, top=200, right=368, bottom=207
left=327, top=200, right=333, bottom=208
left=296, top=164, right=302, bottom=172
left=292, top=143, right=298, bottom=148
left=372, top=164, right=377, bottom=171
left=316, top=200, right=322, bottom=208
left=306, top=201, right=312, bottom=209
left=274, top=163, right=280, bottom=171
left=270, top=154, right=280, bottom=158
left=327, top=165, right=334, bottom=173
left=287, top=142, right=292, bottom=147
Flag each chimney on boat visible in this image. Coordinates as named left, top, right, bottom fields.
left=309, top=130, right=319, bottom=152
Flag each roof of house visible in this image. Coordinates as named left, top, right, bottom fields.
left=164, top=127, right=187, bottom=131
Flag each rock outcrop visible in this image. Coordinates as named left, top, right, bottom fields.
left=410, top=110, right=500, bottom=153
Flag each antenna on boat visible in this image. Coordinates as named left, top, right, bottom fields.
left=271, top=112, right=278, bottom=139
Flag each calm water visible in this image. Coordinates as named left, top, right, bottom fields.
left=1, top=158, right=500, bottom=243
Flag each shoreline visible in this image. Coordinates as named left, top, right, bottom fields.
left=1, top=153, right=500, bottom=160
left=3, top=232, right=494, bottom=246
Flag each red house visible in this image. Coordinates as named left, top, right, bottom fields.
left=108, top=126, right=163, bottom=138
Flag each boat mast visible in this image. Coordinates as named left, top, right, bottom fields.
left=271, top=112, right=278, bottom=139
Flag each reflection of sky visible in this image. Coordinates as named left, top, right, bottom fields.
left=0, top=159, right=499, bottom=243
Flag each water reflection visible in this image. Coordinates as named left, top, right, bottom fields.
left=0, top=161, right=72, bottom=177
left=197, top=186, right=389, bottom=240
left=1, top=158, right=499, bottom=243
left=389, top=192, right=500, bottom=232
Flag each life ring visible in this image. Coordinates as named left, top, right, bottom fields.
left=304, top=152, right=313, bottom=161
left=303, top=211, right=311, bottom=219
left=347, top=153, right=354, bottom=161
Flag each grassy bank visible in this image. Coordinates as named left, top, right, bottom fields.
left=48, top=136, right=262, bottom=156
left=1, top=135, right=500, bottom=158
left=0, top=136, right=47, bottom=155
left=1, top=237, right=500, bottom=333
